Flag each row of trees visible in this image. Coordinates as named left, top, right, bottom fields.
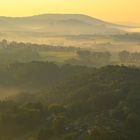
left=2, top=39, right=140, bottom=66
left=66, top=50, right=111, bottom=67
left=119, top=51, right=140, bottom=64
left=0, top=62, right=92, bottom=89
left=77, top=50, right=140, bottom=66
left=0, top=39, right=79, bottom=52
left=77, top=50, right=111, bottom=62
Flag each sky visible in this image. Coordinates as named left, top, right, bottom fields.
left=0, top=0, right=140, bottom=23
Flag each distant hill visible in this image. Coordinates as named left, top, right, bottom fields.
left=0, top=14, right=128, bottom=37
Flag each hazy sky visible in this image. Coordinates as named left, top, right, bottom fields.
left=0, top=0, right=140, bottom=22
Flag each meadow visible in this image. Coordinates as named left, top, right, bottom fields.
left=39, top=51, right=79, bottom=62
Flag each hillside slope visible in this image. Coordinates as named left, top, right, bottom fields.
left=0, top=14, right=126, bottom=36
left=4, top=65, right=139, bottom=140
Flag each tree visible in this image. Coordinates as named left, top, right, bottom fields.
left=119, top=51, right=130, bottom=63
left=48, top=104, right=66, bottom=115
left=125, top=113, right=140, bottom=131
left=37, top=128, right=49, bottom=140
left=52, top=116, right=66, bottom=134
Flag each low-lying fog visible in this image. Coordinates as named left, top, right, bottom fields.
left=0, top=88, right=20, bottom=100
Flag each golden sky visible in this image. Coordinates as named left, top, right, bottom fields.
left=0, top=0, right=140, bottom=22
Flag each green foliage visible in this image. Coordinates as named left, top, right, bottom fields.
left=0, top=65, right=140, bottom=140
left=0, top=62, right=90, bottom=89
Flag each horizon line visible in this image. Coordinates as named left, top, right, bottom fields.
left=0, top=13, right=139, bottom=26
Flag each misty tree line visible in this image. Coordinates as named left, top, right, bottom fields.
left=76, top=50, right=111, bottom=66
left=0, top=39, right=79, bottom=52
left=77, top=50, right=111, bottom=61
left=1, top=39, right=140, bottom=66
left=119, top=51, right=140, bottom=64
left=0, top=39, right=112, bottom=67
left=76, top=50, right=140, bottom=65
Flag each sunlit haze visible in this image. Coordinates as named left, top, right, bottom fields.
left=0, top=0, right=140, bottom=22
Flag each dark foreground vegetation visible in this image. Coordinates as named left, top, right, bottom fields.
left=0, top=63, right=140, bottom=140
left=0, top=62, right=90, bottom=89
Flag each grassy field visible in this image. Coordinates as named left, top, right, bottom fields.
left=39, top=51, right=79, bottom=62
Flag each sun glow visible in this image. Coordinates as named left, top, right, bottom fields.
left=0, top=0, right=140, bottom=22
